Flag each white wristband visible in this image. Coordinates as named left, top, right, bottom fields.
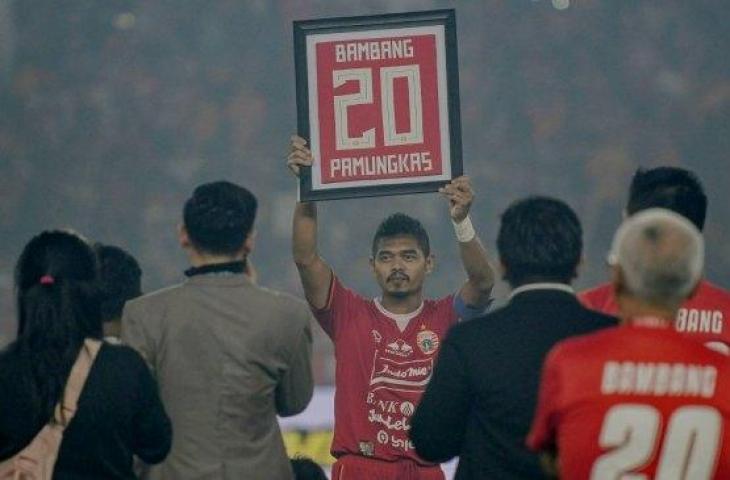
left=452, top=215, right=476, bottom=243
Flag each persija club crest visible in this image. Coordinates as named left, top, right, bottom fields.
left=416, top=329, right=439, bottom=355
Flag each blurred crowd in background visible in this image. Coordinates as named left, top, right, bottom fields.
left=1, top=0, right=729, bottom=384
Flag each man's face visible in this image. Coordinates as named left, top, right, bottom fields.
left=370, top=235, right=432, bottom=298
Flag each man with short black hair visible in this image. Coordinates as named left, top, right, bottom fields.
left=580, top=166, right=730, bottom=353
left=288, top=136, right=495, bottom=480
left=123, top=181, right=314, bottom=480
left=95, top=243, right=142, bottom=344
left=529, top=209, right=730, bottom=479
left=626, top=167, right=707, bottom=229
left=410, top=196, right=616, bottom=480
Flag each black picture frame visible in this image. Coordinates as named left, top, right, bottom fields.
left=293, top=9, right=462, bottom=201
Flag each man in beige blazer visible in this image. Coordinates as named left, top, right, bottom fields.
left=122, top=181, right=313, bottom=480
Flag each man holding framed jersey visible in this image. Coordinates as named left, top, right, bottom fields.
left=288, top=135, right=494, bottom=480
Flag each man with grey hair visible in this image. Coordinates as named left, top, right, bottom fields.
left=527, top=209, right=730, bottom=479
left=608, top=208, right=704, bottom=311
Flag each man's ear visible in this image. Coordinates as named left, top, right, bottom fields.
left=178, top=224, right=192, bottom=249
left=611, top=264, right=625, bottom=296
left=425, top=254, right=435, bottom=274
left=243, top=230, right=256, bottom=255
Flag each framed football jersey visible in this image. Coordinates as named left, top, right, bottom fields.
left=293, top=9, right=463, bottom=201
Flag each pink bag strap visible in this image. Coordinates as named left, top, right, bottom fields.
left=52, top=339, right=102, bottom=427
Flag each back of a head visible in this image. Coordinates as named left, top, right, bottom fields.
left=497, top=196, right=582, bottom=287
left=372, top=213, right=430, bottom=256
left=290, top=457, right=327, bottom=480
left=94, top=243, right=142, bottom=323
left=627, top=167, right=707, bottom=231
left=16, top=230, right=101, bottom=338
left=609, top=208, right=704, bottom=309
left=183, top=181, right=258, bottom=255
left=13, top=230, right=102, bottom=422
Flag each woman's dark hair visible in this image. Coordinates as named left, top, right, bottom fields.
left=10, top=230, right=102, bottom=425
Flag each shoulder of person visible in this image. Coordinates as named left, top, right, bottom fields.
left=251, top=285, right=307, bottom=307
left=98, top=342, right=147, bottom=362
left=445, top=306, right=509, bottom=344
left=251, top=285, right=312, bottom=315
left=95, top=343, right=150, bottom=374
left=579, top=282, right=612, bottom=299
left=466, top=300, right=519, bottom=326
left=698, top=279, right=730, bottom=302
left=550, top=326, right=619, bottom=361
left=575, top=301, right=619, bottom=327
left=124, top=283, right=185, bottom=312
left=424, top=294, right=453, bottom=308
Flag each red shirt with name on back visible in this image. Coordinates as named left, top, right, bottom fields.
left=312, top=276, right=457, bottom=464
left=527, top=322, right=730, bottom=480
left=580, top=280, right=730, bottom=349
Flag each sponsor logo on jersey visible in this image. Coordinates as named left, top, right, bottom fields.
left=365, top=398, right=415, bottom=416
left=416, top=329, right=439, bottom=355
left=369, top=355, right=433, bottom=391
left=385, top=338, right=414, bottom=357
left=390, top=436, right=416, bottom=452
left=374, top=429, right=415, bottom=452
left=368, top=409, right=411, bottom=431
left=358, top=441, right=375, bottom=457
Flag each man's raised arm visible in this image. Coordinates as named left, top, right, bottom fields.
left=289, top=135, right=333, bottom=310
left=440, top=176, right=495, bottom=310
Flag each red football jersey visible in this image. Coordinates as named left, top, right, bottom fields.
left=528, top=323, right=730, bottom=480
left=313, top=276, right=457, bottom=464
left=580, top=280, right=730, bottom=348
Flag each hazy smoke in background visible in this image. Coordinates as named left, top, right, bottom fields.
left=1, top=1, right=729, bottom=385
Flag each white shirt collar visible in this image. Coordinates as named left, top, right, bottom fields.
left=374, top=297, right=424, bottom=320
left=509, top=282, right=574, bottom=300
left=374, top=297, right=424, bottom=332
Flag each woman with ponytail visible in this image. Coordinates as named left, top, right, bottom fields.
left=0, top=230, right=171, bottom=479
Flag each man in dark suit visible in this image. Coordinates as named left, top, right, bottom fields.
left=410, top=196, right=616, bottom=480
